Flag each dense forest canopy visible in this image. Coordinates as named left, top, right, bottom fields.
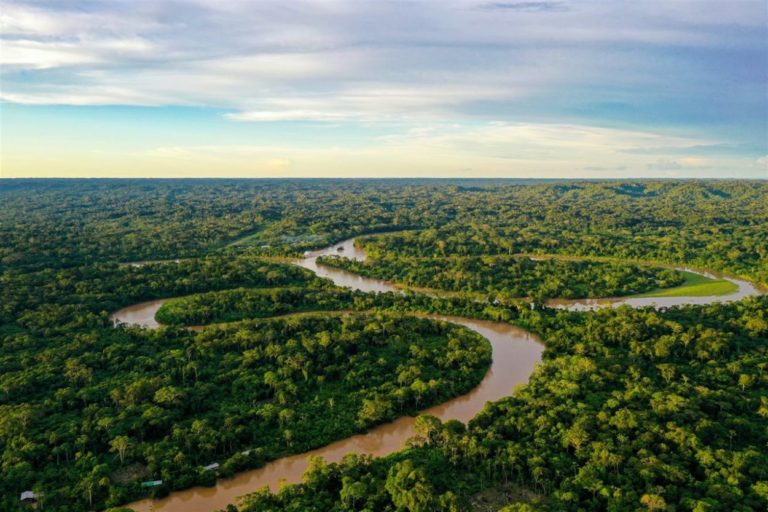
left=1, top=254, right=324, bottom=330
left=156, top=287, right=362, bottom=326
left=239, top=297, right=768, bottom=512
left=2, top=309, right=490, bottom=510
left=0, top=179, right=766, bottom=512
left=317, top=254, right=685, bottom=301
left=2, top=179, right=766, bottom=283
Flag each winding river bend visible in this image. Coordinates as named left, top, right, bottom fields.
left=112, top=236, right=761, bottom=512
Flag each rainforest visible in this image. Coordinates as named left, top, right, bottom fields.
left=1, top=179, right=766, bottom=512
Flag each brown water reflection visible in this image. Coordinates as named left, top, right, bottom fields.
left=110, top=299, right=165, bottom=329
left=295, top=236, right=397, bottom=293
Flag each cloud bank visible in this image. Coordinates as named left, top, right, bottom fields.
left=1, top=0, right=766, bottom=177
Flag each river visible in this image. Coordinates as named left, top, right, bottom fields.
left=111, top=236, right=760, bottom=512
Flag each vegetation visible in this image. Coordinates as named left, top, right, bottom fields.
left=239, top=297, right=768, bottom=512
left=2, top=180, right=766, bottom=285
left=0, top=179, right=428, bottom=271
left=317, top=254, right=684, bottom=300
left=638, top=271, right=738, bottom=298
left=1, top=253, right=324, bottom=333
left=155, top=287, right=361, bottom=326
left=0, top=312, right=490, bottom=511
left=1, top=179, right=766, bottom=511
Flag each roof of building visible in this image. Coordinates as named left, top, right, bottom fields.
left=20, top=491, right=38, bottom=502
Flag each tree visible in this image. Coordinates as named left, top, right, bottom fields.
left=340, top=476, right=368, bottom=510
left=412, top=415, right=442, bottom=447
left=357, top=396, right=393, bottom=426
left=385, top=460, right=435, bottom=512
left=640, top=494, right=667, bottom=510
left=110, top=436, right=131, bottom=465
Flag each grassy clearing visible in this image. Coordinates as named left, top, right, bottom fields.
left=469, top=484, right=545, bottom=511
left=225, top=229, right=265, bottom=247
left=638, top=270, right=738, bottom=297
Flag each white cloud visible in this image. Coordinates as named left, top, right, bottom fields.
left=226, top=84, right=516, bottom=122
left=0, top=85, right=171, bottom=106
left=226, top=109, right=352, bottom=122
left=1, top=37, right=161, bottom=70
left=0, top=2, right=166, bottom=37
left=1, top=40, right=102, bottom=68
left=2, top=0, right=764, bottom=112
left=4, top=127, right=761, bottom=178
left=131, top=122, right=724, bottom=176
left=1, top=0, right=765, bottom=179
left=646, top=157, right=711, bottom=171
left=376, top=122, right=712, bottom=159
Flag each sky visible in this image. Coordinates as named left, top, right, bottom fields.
left=0, top=0, right=766, bottom=178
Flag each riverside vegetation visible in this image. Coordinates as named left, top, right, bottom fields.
left=1, top=251, right=491, bottom=509
left=1, top=179, right=766, bottom=511
left=238, top=296, right=768, bottom=512
left=316, top=254, right=685, bottom=302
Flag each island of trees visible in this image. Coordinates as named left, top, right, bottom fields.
left=317, top=253, right=685, bottom=301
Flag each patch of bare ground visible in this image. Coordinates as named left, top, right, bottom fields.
left=111, top=462, right=148, bottom=484
left=469, top=484, right=544, bottom=511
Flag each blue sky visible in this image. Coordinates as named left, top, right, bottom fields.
left=1, top=0, right=766, bottom=178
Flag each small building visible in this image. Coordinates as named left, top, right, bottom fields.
left=20, top=491, right=38, bottom=504
left=141, top=480, right=163, bottom=488
left=203, top=462, right=220, bottom=471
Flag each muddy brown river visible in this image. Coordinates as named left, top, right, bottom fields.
left=110, top=236, right=761, bottom=512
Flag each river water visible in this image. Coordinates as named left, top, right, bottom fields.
left=547, top=268, right=761, bottom=311
left=112, top=236, right=760, bottom=512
